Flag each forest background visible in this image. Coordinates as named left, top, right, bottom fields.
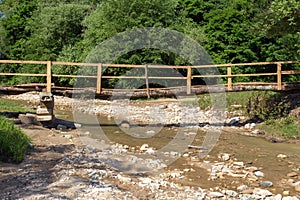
left=0, top=0, right=299, bottom=87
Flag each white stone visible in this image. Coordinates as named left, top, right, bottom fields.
left=228, top=117, right=240, bottom=125
left=237, top=185, right=248, bottom=191
left=209, top=192, right=224, bottom=198
left=146, top=130, right=156, bottom=135
left=277, top=154, right=288, bottom=159
left=218, top=153, right=231, bottom=161
left=145, top=148, right=155, bottom=154
left=253, top=188, right=272, bottom=196
left=254, top=170, right=265, bottom=177
left=282, top=197, right=299, bottom=200
left=140, top=144, right=149, bottom=151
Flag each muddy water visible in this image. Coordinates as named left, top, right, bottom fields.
left=55, top=110, right=300, bottom=195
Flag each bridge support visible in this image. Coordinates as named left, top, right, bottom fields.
left=36, top=92, right=54, bottom=122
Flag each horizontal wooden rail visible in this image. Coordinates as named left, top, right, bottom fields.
left=0, top=59, right=299, bottom=96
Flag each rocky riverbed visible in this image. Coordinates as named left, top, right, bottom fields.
left=1, top=92, right=300, bottom=199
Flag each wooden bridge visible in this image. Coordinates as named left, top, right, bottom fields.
left=0, top=60, right=299, bottom=98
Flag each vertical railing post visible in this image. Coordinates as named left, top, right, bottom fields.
left=227, top=65, right=233, bottom=91
left=187, top=66, right=192, bottom=95
left=96, top=64, right=102, bottom=94
left=145, top=65, right=150, bottom=99
left=277, top=62, right=282, bottom=90
left=46, top=61, right=52, bottom=93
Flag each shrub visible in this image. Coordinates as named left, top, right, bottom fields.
left=0, top=116, right=31, bottom=163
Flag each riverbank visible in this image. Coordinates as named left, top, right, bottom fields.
left=0, top=123, right=300, bottom=199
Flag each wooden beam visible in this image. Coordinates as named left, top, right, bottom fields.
left=96, top=64, right=102, bottom=94
left=0, top=60, right=48, bottom=64
left=277, top=62, right=282, bottom=90
left=281, top=70, right=300, bottom=75
left=0, top=73, right=46, bottom=76
left=145, top=65, right=150, bottom=98
left=227, top=66, right=233, bottom=91
left=187, top=66, right=192, bottom=95
left=46, top=61, right=52, bottom=93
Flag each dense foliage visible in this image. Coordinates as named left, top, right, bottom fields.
left=0, top=0, right=299, bottom=86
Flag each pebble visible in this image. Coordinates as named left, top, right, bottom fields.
left=57, top=124, right=67, bottom=130
left=260, top=181, right=273, bottom=187
left=283, top=191, right=290, bottom=195
left=277, top=154, right=288, bottom=159
left=253, top=188, right=273, bottom=196
left=282, top=197, right=299, bottom=200
left=237, top=185, right=248, bottom=191
left=218, top=153, right=230, bottom=161
left=295, top=184, right=300, bottom=192
left=241, top=189, right=254, bottom=194
left=208, top=191, right=224, bottom=198
left=63, top=135, right=73, bottom=139
left=224, top=190, right=238, bottom=197
left=140, top=144, right=149, bottom=151
left=287, top=172, right=298, bottom=177
left=254, top=170, right=265, bottom=177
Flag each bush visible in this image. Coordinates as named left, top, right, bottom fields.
left=246, top=91, right=290, bottom=121
left=0, top=116, right=31, bottom=163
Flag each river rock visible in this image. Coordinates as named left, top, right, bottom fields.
left=260, top=181, right=273, bottom=187
left=282, top=197, right=299, bottom=200
left=277, top=154, right=288, bottom=159
left=224, top=190, right=238, bottom=197
left=208, top=191, right=224, bottom=198
left=287, top=172, right=298, bottom=178
left=265, top=194, right=283, bottom=200
left=237, top=185, right=248, bottom=191
left=295, top=184, right=300, bottom=192
left=140, top=144, right=149, bottom=151
left=19, top=113, right=39, bottom=125
left=252, top=188, right=272, bottom=196
left=228, top=117, right=240, bottom=125
left=57, top=124, right=67, bottom=130
left=254, top=170, right=265, bottom=177
left=218, top=153, right=231, bottom=161
left=120, top=121, right=130, bottom=128
left=245, top=123, right=255, bottom=129
left=146, top=130, right=155, bottom=135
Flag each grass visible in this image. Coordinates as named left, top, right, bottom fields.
left=0, top=98, right=33, bottom=162
left=0, top=98, right=34, bottom=113
left=258, top=117, right=300, bottom=139
left=0, top=116, right=31, bottom=162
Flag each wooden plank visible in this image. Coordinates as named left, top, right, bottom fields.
left=52, top=61, right=99, bottom=67
left=0, top=60, right=48, bottom=64
left=192, top=61, right=299, bottom=69
left=187, top=66, right=192, bottom=95
left=96, top=64, right=102, bottom=94
left=46, top=61, right=52, bottom=93
left=231, top=73, right=277, bottom=77
left=192, top=74, right=228, bottom=78
left=52, top=74, right=97, bottom=78
left=281, top=70, right=300, bottom=75
left=227, top=66, right=233, bottom=91
left=0, top=73, right=46, bottom=76
left=101, top=76, right=187, bottom=80
left=148, top=77, right=187, bottom=80
left=145, top=65, right=150, bottom=98
left=277, top=63, right=282, bottom=90
left=102, top=76, right=145, bottom=79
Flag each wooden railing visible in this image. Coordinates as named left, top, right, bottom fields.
left=0, top=60, right=299, bottom=97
